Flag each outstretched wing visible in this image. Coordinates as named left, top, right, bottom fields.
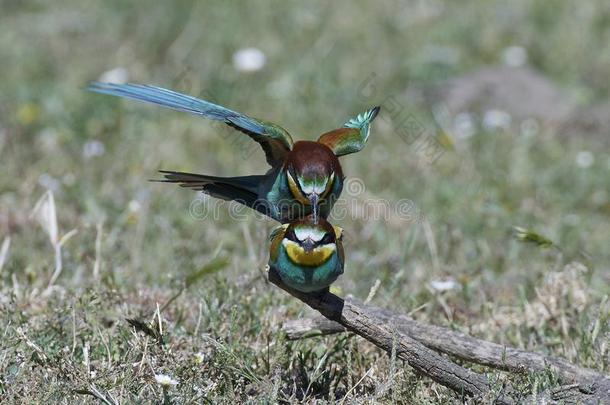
left=317, top=106, right=380, bottom=157
left=87, top=82, right=293, bottom=166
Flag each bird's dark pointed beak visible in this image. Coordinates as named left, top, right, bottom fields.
left=309, top=193, right=319, bottom=224
left=302, top=238, right=315, bottom=253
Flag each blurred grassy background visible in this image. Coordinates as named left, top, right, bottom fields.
left=1, top=0, right=609, bottom=403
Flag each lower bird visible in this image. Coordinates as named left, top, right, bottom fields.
left=268, top=215, right=344, bottom=293
left=87, top=82, right=380, bottom=222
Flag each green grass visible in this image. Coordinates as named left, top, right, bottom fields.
left=1, top=0, right=609, bottom=403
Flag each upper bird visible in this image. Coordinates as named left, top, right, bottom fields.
left=87, top=82, right=380, bottom=223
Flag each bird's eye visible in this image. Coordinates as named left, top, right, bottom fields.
left=289, top=166, right=300, bottom=183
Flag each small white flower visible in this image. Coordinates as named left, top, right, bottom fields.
left=128, top=200, right=141, bottom=213
left=99, top=67, right=129, bottom=84
left=453, top=112, right=475, bottom=140
left=575, top=151, right=594, bottom=168
left=38, top=173, right=61, bottom=193
left=232, top=47, right=266, bottom=72
left=430, top=278, right=458, bottom=292
left=194, top=352, right=205, bottom=364
left=483, top=109, right=511, bottom=130
left=502, top=46, right=528, bottom=67
left=83, top=140, right=105, bottom=159
left=155, top=374, right=179, bottom=387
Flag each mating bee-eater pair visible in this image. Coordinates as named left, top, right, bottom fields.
left=87, top=82, right=380, bottom=292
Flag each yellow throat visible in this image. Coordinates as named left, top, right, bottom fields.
left=282, top=239, right=336, bottom=267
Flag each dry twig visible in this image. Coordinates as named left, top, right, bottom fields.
left=269, top=268, right=610, bottom=404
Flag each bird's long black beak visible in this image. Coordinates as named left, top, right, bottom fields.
left=302, top=238, right=315, bottom=253
left=309, top=193, right=319, bottom=224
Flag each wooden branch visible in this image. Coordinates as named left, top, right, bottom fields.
left=280, top=301, right=610, bottom=404
left=282, top=307, right=608, bottom=386
left=283, top=316, right=346, bottom=339
left=268, top=268, right=515, bottom=404
left=283, top=316, right=347, bottom=339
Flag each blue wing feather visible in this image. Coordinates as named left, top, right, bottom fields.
left=87, top=82, right=293, bottom=165
left=87, top=82, right=247, bottom=122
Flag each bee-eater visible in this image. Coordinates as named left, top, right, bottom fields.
left=268, top=215, right=344, bottom=293
left=87, top=82, right=380, bottom=222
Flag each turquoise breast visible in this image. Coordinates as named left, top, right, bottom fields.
left=270, top=247, right=343, bottom=293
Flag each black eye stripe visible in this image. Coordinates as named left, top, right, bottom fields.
left=286, top=228, right=297, bottom=241
left=317, top=233, right=334, bottom=245
left=296, top=178, right=306, bottom=196
left=288, top=167, right=307, bottom=196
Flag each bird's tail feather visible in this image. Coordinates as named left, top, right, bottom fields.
left=155, top=170, right=270, bottom=216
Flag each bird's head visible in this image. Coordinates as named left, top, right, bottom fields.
left=285, top=141, right=343, bottom=222
left=281, top=216, right=343, bottom=267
